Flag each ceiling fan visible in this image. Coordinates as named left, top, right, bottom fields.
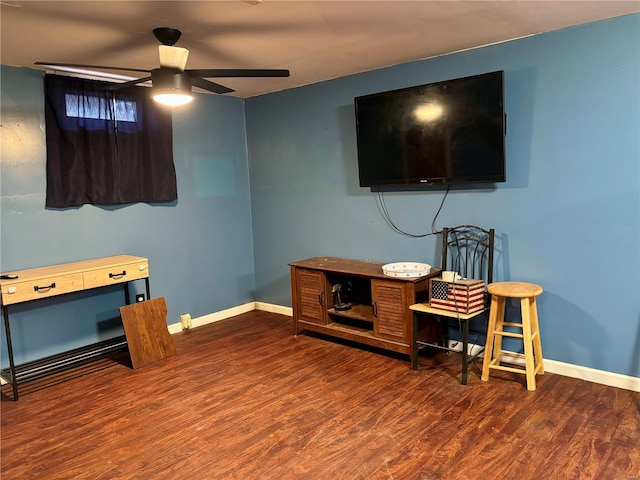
left=35, top=27, right=290, bottom=106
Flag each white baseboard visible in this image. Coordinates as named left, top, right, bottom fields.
left=443, top=339, right=640, bottom=392
left=502, top=354, right=640, bottom=392
left=542, top=359, right=640, bottom=392
left=256, top=307, right=640, bottom=392
left=167, top=301, right=292, bottom=334
left=1, top=302, right=266, bottom=385
left=5, top=302, right=637, bottom=393
left=255, top=302, right=293, bottom=317
left=168, top=301, right=258, bottom=334
left=179, top=304, right=640, bottom=392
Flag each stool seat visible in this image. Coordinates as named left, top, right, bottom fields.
left=481, top=281, right=544, bottom=391
left=487, top=282, right=543, bottom=298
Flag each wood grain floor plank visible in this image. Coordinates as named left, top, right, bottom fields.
left=2, top=311, right=638, bottom=480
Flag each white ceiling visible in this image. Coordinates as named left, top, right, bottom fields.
left=1, top=1, right=638, bottom=98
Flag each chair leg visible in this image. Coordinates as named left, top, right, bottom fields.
left=461, top=319, right=469, bottom=385
left=412, top=312, right=419, bottom=370
left=442, top=317, right=449, bottom=348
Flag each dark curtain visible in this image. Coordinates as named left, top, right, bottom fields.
left=44, top=74, right=177, bottom=207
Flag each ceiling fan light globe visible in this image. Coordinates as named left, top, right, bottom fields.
left=151, top=69, right=193, bottom=106
left=153, top=92, right=193, bottom=107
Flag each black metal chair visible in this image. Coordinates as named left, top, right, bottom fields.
left=410, top=225, right=495, bottom=384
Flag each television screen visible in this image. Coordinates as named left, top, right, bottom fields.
left=354, top=71, right=506, bottom=187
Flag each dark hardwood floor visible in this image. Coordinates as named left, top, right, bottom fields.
left=2, top=311, right=639, bottom=480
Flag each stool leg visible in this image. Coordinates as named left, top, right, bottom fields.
left=530, top=297, right=544, bottom=375
left=521, top=297, right=536, bottom=391
left=492, top=296, right=506, bottom=361
left=482, top=295, right=501, bottom=382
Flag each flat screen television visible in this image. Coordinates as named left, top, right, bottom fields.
left=354, top=71, right=506, bottom=187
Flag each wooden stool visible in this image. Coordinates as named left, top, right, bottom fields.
left=481, top=282, right=544, bottom=391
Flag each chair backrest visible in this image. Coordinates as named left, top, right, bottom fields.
left=441, top=225, right=494, bottom=285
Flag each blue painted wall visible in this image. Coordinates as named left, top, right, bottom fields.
left=246, top=14, right=640, bottom=377
left=0, top=66, right=256, bottom=365
left=2, top=14, right=638, bottom=378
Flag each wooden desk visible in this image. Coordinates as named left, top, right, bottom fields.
left=1, top=255, right=150, bottom=400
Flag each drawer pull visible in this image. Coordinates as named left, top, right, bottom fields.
left=34, top=282, right=56, bottom=292
left=109, top=271, right=127, bottom=279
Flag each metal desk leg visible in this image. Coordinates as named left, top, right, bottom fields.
left=123, top=282, right=131, bottom=305
left=124, top=278, right=150, bottom=305
left=461, top=319, right=469, bottom=385
left=3, top=305, right=19, bottom=401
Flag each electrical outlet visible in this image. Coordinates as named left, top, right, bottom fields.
left=180, top=313, right=192, bottom=330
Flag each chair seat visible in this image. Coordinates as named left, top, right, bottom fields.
left=409, top=302, right=486, bottom=320
left=487, top=281, right=543, bottom=298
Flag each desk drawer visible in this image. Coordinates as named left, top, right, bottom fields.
left=83, top=261, right=149, bottom=289
left=1, top=273, right=84, bottom=305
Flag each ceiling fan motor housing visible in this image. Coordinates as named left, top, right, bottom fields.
left=151, top=69, right=192, bottom=93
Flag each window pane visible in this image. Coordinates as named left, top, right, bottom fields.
left=65, top=94, right=136, bottom=122
left=114, top=99, right=137, bottom=123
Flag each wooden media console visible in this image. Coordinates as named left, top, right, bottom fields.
left=290, top=257, right=440, bottom=363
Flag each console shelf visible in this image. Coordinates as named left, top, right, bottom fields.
left=327, top=303, right=374, bottom=323
left=290, top=257, right=440, bottom=363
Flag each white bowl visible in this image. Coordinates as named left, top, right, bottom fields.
left=382, top=262, right=431, bottom=278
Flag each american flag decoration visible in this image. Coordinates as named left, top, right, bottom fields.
left=429, top=278, right=486, bottom=314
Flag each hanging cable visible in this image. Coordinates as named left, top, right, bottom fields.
left=376, top=185, right=450, bottom=237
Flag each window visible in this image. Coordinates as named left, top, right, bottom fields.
left=44, top=74, right=177, bottom=208
left=65, top=93, right=137, bottom=123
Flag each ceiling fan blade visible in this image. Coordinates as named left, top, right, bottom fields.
left=188, top=69, right=290, bottom=78
left=191, top=77, right=235, bottom=95
left=103, top=76, right=153, bottom=90
left=35, top=62, right=151, bottom=74
left=158, top=45, right=189, bottom=71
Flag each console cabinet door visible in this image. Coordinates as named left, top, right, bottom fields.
left=371, top=279, right=409, bottom=342
left=293, top=268, right=327, bottom=325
